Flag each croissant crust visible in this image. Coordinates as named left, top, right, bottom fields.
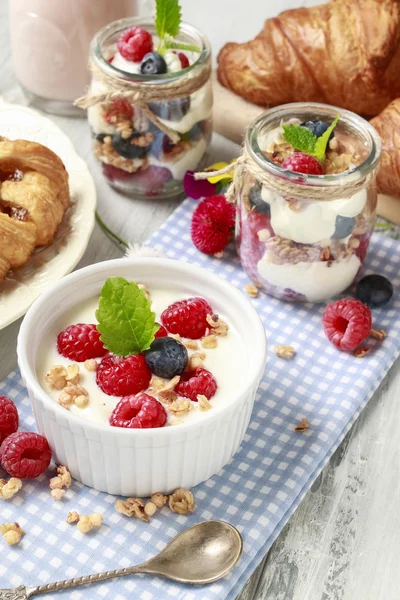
left=370, top=99, right=400, bottom=198
left=217, top=0, right=400, bottom=117
left=0, top=137, right=70, bottom=281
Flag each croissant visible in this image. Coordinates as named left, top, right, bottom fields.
left=217, top=0, right=400, bottom=118
left=0, top=138, right=70, bottom=281
left=370, top=99, right=400, bottom=198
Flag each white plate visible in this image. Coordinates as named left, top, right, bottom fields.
left=0, top=98, right=96, bottom=329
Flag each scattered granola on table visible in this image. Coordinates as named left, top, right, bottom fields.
left=244, top=284, right=259, bottom=298
left=49, top=465, right=72, bottom=500
left=115, top=497, right=149, bottom=522
left=370, top=329, right=387, bottom=340
left=274, top=345, right=295, bottom=359
left=294, top=418, right=310, bottom=432
left=75, top=513, right=104, bottom=533
left=169, top=488, right=196, bottom=514
left=0, top=522, right=24, bottom=545
left=354, top=347, right=371, bottom=358
left=0, top=477, right=22, bottom=500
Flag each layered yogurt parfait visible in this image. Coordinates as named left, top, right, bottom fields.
left=38, top=278, right=243, bottom=428
left=87, top=16, right=212, bottom=199
left=236, top=103, right=382, bottom=302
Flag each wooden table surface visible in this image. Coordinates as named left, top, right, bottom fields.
left=1, top=2, right=400, bottom=599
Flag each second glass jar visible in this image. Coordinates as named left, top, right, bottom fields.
left=88, top=17, right=212, bottom=200
left=236, top=103, right=382, bottom=303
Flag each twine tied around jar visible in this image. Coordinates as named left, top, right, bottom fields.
left=75, top=57, right=212, bottom=144
left=195, top=144, right=378, bottom=203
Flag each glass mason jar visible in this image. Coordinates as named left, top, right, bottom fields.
left=88, top=17, right=212, bottom=199
left=236, top=103, right=382, bottom=303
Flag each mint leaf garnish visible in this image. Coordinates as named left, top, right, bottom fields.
left=96, top=277, right=159, bottom=357
left=282, top=124, right=317, bottom=155
left=164, top=39, right=200, bottom=53
left=313, top=114, right=340, bottom=163
left=156, top=0, right=181, bottom=46
left=282, top=115, right=341, bottom=164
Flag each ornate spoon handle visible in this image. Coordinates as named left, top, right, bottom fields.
left=24, top=565, right=146, bottom=598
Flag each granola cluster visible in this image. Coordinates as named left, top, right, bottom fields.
left=49, top=465, right=72, bottom=501
left=46, top=364, right=91, bottom=410
left=0, top=477, right=22, bottom=500
left=0, top=522, right=24, bottom=546
left=67, top=511, right=104, bottom=533
left=115, top=488, right=195, bottom=522
left=264, top=134, right=364, bottom=175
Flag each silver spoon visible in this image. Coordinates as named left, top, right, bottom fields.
left=0, top=520, right=242, bottom=599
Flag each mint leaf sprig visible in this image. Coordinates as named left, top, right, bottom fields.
left=282, top=115, right=340, bottom=164
left=155, top=0, right=200, bottom=55
left=96, top=277, right=159, bottom=356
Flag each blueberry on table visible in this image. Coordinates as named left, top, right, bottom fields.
left=332, top=215, right=355, bottom=239
left=148, top=97, right=191, bottom=121
left=140, top=52, right=168, bottom=75
left=301, top=120, right=335, bottom=141
left=145, top=337, right=188, bottom=379
left=249, top=183, right=270, bottom=216
left=356, top=274, right=393, bottom=308
left=112, top=132, right=149, bottom=159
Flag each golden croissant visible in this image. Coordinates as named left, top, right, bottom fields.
left=370, top=99, right=400, bottom=198
left=217, top=0, right=400, bottom=118
left=0, top=137, right=70, bottom=281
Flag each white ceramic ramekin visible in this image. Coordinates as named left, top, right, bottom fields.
left=17, top=258, right=267, bottom=496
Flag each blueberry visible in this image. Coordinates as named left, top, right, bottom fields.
left=249, top=183, right=270, bottom=216
left=332, top=215, right=355, bottom=239
left=186, top=122, right=203, bottom=141
left=112, top=132, right=150, bottom=159
left=148, top=97, right=191, bottom=121
left=145, top=337, right=188, bottom=379
left=356, top=274, right=393, bottom=308
left=301, top=120, right=334, bottom=141
left=93, top=132, right=106, bottom=142
left=150, top=131, right=176, bottom=159
left=140, top=52, right=167, bottom=75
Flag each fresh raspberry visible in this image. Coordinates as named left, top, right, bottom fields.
left=176, top=367, right=217, bottom=401
left=154, top=324, right=168, bottom=338
left=161, top=297, right=213, bottom=339
left=0, top=432, right=52, bottom=479
left=96, top=354, right=151, bottom=396
left=110, top=393, right=167, bottom=429
left=173, top=51, right=190, bottom=69
left=191, top=195, right=236, bottom=255
left=0, top=396, right=18, bottom=445
left=117, top=26, right=153, bottom=62
left=103, top=98, right=134, bottom=125
left=322, top=298, right=372, bottom=351
left=57, top=324, right=107, bottom=362
left=282, top=152, right=323, bottom=175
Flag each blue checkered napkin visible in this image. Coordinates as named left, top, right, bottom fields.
left=1, top=198, right=399, bottom=600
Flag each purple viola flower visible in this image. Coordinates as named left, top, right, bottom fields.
left=183, top=170, right=216, bottom=200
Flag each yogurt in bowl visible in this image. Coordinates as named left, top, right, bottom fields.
left=37, top=287, right=245, bottom=428
left=18, top=258, right=267, bottom=496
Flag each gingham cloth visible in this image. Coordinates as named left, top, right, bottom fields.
left=1, top=198, right=400, bottom=600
